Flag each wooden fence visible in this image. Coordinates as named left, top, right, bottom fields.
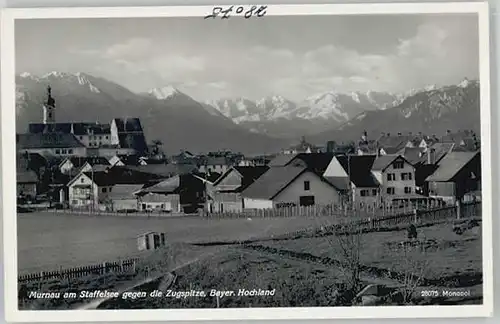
left=268, top=201, right=482, bottom=241
left=18, top=258, right=140, bottom=283
left=203, top=199, right=451, bottom=220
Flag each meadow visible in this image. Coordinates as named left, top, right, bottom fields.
left=17, top=211, right=339, bottom=274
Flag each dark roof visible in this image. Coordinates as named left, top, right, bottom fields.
left=118, top=134, right=148, bottom=153
left=242, top=166, right=307, bottom=200
left=376, top=135, right=412, bottom=150
left=68, top=156, right=110, bottom=168
left=17, top=170, right=38, bottom=183
left=268, top=154, right=298, bottom=167
left=382, top=147, right=403, bottom=155
left=17, top=152, right=48, bottom=171
left=107, top=167, right=165, bottom=185
left=82, top=171, right=115, bottom=186
left=204, top=156, right=230, bottom=166
left=214, top=166, right=270, bottom=192
left=420, top=143, right=455, bottom=164
left=138, top=173, right=204, bottom=195
left=401, top=147, right=425, bottom=165
left=114, top=154, right=141, bottom=166
left=426, top=151, right=480, bottom=182
left=112, top=118, right=144, bottom=132
left=108, top=184, right=143, bottom=200
left=372, top=155, right=411, bottom=171
left=28, top=122, right=111, bottom=135
left=72, top=122, right=111, bottom=136
left=17, top=133, right=85, bottom=149
left=125, top=164, right=197, bottom=178
left=336, top=155, right=379, bottom=188
left=294, top=153, right=335, bottom=174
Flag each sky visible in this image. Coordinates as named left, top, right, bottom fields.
left=15, top=14, right=479, bottom=102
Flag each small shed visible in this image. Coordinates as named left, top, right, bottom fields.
left=137, top=231, right=167, bottom=251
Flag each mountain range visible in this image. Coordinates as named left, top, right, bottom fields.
left=15, top=71, right=480, bottom=154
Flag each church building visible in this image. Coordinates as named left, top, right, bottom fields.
left=20, top=85, right=149, bottom=157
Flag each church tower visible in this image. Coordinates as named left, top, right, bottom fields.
left=43, top=85, right=56, bottom=124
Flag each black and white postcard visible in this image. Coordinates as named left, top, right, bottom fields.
left=1, top=2, right=494, bottom=322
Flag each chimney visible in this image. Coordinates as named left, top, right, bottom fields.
left=446, top=130, right=451, bottom=135
left=397, top=132, right=402, bottom=136
left=427, top=148, right=435, bottom=164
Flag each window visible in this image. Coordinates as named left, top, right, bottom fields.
left=386, top=187, right=395, bottom=195
left=72, top=200, right=78, bottom=205
left=80, top=178, right=85, bottom=183
left=109, top=187, right=112, bottom=192
left=360, top=189, right=368, bottom=197
left=105, top=136, right=109, bottom=140
left=304, top=181, right=310, bottom=191
left=299, top=195, right=315, bottom=206
left=55, top=149, right=61, bottom=154
left=393, top=161, right=405, bottom=169
left=68, top=149, right=73, bottom=154
left=401, top=173, right=413, bottom=181
left=48, top=112, right=52, bottom=119
left=404, top=187, right=412, bottom=194
left=102, top=188, right=107, bottom=193
left=387, top=173, right=396, bottom=181
left=99, top=136, right=102, bottom=140
left=79, top=136, right=83, bottom=140
left=372, top=189, right=377, bottom=196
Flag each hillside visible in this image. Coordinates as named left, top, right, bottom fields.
left=309, top=79, right=481, bottom=144
left=16, top=72, right=287, bottom=155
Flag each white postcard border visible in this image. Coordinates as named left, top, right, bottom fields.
left=1, top=2, right=493, bottom=322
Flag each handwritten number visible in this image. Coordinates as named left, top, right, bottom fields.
left=205, top=5, right=267, bottom=19
left=204, top=7, right=222, bottom=19
left=244, top=6, right=256, bottom=18
left=221, top=5, right=233, bottom=19
left=256, top=5, right=268, bottom=17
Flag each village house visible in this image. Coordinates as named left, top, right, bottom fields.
left=208, top=166, right=269, bottom=213
left=242, top=165, right=343, bottom=209
left=17, top=133, right=87, bottom=157
left=67, top=171, right=115, bottom=210
left=324, top=155, right=380, bottom=208
left=108, top=154, right=142, bottom=167
left=136, top=173, right=206, bottom=213
left=17, top=170, right=38, bottom=199
left=441, top=130, right=480, bottom=152
left=59, top=156, right=110, bottom=175
left=426, top=151, right=481, bottom=204
left=371, top=155, right=420, bottom=205
left=198, top=156, right=231, bottom=174
left=106, top=184, right=143, bottom=212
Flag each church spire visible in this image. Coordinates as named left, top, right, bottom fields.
left=46, top=85, right=55, bottom=107
left=43, top=85, right=56, bottom=124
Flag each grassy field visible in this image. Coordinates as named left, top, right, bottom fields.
left=17, top=211, right=339, bottom=274
left=252, top=221, right=482, bottom=285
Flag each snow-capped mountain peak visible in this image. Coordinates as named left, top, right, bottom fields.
left=17, top=71, right=101, bottom=93
left=147, top=86, right=181, bottom=100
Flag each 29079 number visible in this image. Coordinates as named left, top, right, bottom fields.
left=421, top=290, right=439, bottom=297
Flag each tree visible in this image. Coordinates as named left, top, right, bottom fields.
left=149, top=139, right=164, bottom=157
